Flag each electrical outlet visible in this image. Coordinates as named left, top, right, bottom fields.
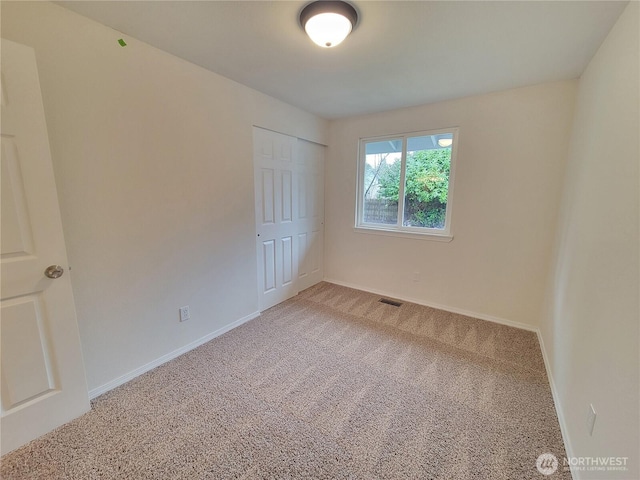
left=586, top=404, right=597, bottom=436
left=413, top=271, right=421, bottom=282
left=179, top=306, right=190, bottom=322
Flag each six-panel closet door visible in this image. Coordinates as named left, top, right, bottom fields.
left=253, top=127, right=324, bottom=311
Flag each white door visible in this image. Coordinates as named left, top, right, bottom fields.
left=253, top=127, right=325, bottom=311
left=295, top=139, right=324, bottom=292
left=254, top=128, right=298, bottom=311
left=1, top=39, right=90, bottom=455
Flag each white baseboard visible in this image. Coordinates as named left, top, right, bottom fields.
left=323, top=278, right=537, bottom=332
left=536, top=329, right=577, bottom=478
left=88, top=311, right=260, bottom=399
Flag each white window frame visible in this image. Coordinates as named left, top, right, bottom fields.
left=355, top=127, right=459, bottom=242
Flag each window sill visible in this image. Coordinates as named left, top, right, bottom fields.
left=354, top=226, right=453, bottom=242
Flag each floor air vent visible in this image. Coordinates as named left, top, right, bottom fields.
left=379, top=298, right=403, bottom=307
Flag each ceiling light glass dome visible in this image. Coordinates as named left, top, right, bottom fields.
left=300, top=1, right=358, bottom=48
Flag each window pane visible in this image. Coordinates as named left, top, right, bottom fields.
left=362, top=139, right=401, bottom=225
left=403, top=134, right=452, bottom=229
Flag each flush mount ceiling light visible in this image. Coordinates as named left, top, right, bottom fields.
left=438, top=138, right=453, bottom=148
left=300, top=1, right=358, bottom=48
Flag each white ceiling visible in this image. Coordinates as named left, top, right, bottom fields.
left=56, top=1, right=627, bottom=119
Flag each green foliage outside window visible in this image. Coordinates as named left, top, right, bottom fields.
left=377, top=149, right=450, bottom=229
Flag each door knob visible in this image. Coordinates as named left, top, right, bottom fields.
left=44, top=265, right=64, bottom=279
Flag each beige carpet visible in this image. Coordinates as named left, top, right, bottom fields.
left=1, top=282, right=571, bottom=479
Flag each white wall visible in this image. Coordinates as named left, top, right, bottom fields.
left=325, top=81, right=577, bottom=327
left=1, top=1, right=328, bottom=393
left=540, top=3, right=639, bottom=478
